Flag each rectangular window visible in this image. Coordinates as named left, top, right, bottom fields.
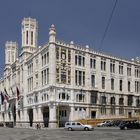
left=68, top=50, right=71, bottom=62
left=90, top=59, right=92, bottom=68
left=102, top=77, right=105, bottom=89
left=110, top=60, right=115, bottom=73
left=75, top=70, right=85, bottom=86
left=128, top=81, right=131, bottom=92
left=119, top=62, right=123, bottom=75
left=101, top=106, right=106, bottom=115
left=101, top=96, right=106, bottom=104
left=127, top=95, right=133, bottom=106
left=111, top=78, right=114, bottom=90
left=47, top=68, right=49, bottom=84
left=42, top=55, right=43, bottom=66
left=127, top=65, right=131, bottom=76
left=91, top=75, right=95, bottom=88
left=83, top=71, right=85, bottom=86
left=41, top=71, right=44, bottom=85
left=31, top=31, right=33, bottom=45
left=47, top=52, right=49, bottom=63
left=90, top=91, right=97, bottom=104
left=110, top=107, right=115, bottom=115
left=75, top=70, right=78, bottom=85
left=135, top=67, right=140, bottom=78
left=135, top=81, right=139, bottom=93
left=120, top=80, right=123, bottom=91
left=26, top=31, right=28, bottom=44
left=101, top=59, right=106, bottom=71
left=44, top=69, right=46, bottom=85
left=79, top=56, right=81, bottom=66
left=44, top=54, right=46, bottom=65
left=79, top=71, right=82, bottom=85
left=119, top=107, right=124, bottom=115
left=75, top=55, right=77, bottom=65
left=83, top=57, right=85, bottom=66
left=90, top=58, right=96, bottom=69
left=68, top=70, right=71, bottom=84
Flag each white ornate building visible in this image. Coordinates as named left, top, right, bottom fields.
left=0, top=17, right=140, bottom=128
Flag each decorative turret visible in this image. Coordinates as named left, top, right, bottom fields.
left=21, top=17, right=38, bottom=52
left=49, top=24, right=56, bottom=43
left=5, top=41, right=18, bottom=67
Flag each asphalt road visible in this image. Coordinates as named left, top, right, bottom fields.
left=0, top=127, right=139, bottom=140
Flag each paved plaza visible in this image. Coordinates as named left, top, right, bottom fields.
left=0, top=127, right=140, bottom=140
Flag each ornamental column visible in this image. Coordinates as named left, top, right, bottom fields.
left=69, top=106, right=75, bottom=121
left=23, top=108, right=28, bottom=127
left=38, top=106, right=43, bottom=122
left=48, top=24, right=56, bottom=86
left=49, top=103, right=57, bottom=128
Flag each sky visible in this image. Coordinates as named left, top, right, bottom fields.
left=0, top=0, right=140, bottom=76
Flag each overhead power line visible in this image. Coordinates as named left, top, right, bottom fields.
left=99, top=0, right=118, bottom=51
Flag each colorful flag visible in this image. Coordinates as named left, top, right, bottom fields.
left=16, top=87, right=20, bottom=100
left=4, top=88, right=10, bottom=102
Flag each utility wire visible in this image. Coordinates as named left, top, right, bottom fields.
left=99, top=0, right=118, bottom=51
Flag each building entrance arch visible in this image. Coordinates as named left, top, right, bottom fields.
left=28, top=109, right=33, bottom=127
left=42, top=107, right=49, bottom=127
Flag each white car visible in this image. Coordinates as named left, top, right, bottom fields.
left=97, top=121, right=110, bottom=127
left=65, top=122, right=94, bottom=131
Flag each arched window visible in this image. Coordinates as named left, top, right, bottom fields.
left=76, top=94, right=85, bottom=102
left=110, top=97, right=115, bottom=105
left=119, top=97, right=124, bottom=105
left=34, top=94, right=38, bottom=103
left=136, top=98, right=140, bottom=107
left=59, top=92, right=70, bottom=101
left=102, top=77, right=105, bottom=89
left=42, top=94, right=49, bottom=101
left=101, top=96, right=106, bottom=104
left=28, top=97, right=33, bottom=104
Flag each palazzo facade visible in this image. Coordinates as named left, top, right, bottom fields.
left=0, top=17, right=140, bottom=128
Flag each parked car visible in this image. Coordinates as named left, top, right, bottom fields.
left=119, top=121, right=140, bottom=130
left=111, top=120, right=122, bottom=127
left=64, top=122, right=94, bottom=131
left=0, top=123, right=4, bottom=127
left=97, top=121, right=111, bottom=127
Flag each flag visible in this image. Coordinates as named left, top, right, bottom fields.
left=0, top=92, right=5, bottom=105
left=16, top=87, right=20, bottom=100
left=4, top=88, right=10, bottom=102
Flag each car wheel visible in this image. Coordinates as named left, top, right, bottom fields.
left=124, top=126, right=127, bottom=130
left=84, top=127, right=89, bottom=131
left=68, top=127, right=72, bottom=131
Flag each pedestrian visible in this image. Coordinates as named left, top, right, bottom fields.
left=36, top=123, right=41, bottom=130
left=36, top=123, right=39, bottom=129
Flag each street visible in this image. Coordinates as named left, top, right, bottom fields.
left=0, top=127, right=140, bottom=140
